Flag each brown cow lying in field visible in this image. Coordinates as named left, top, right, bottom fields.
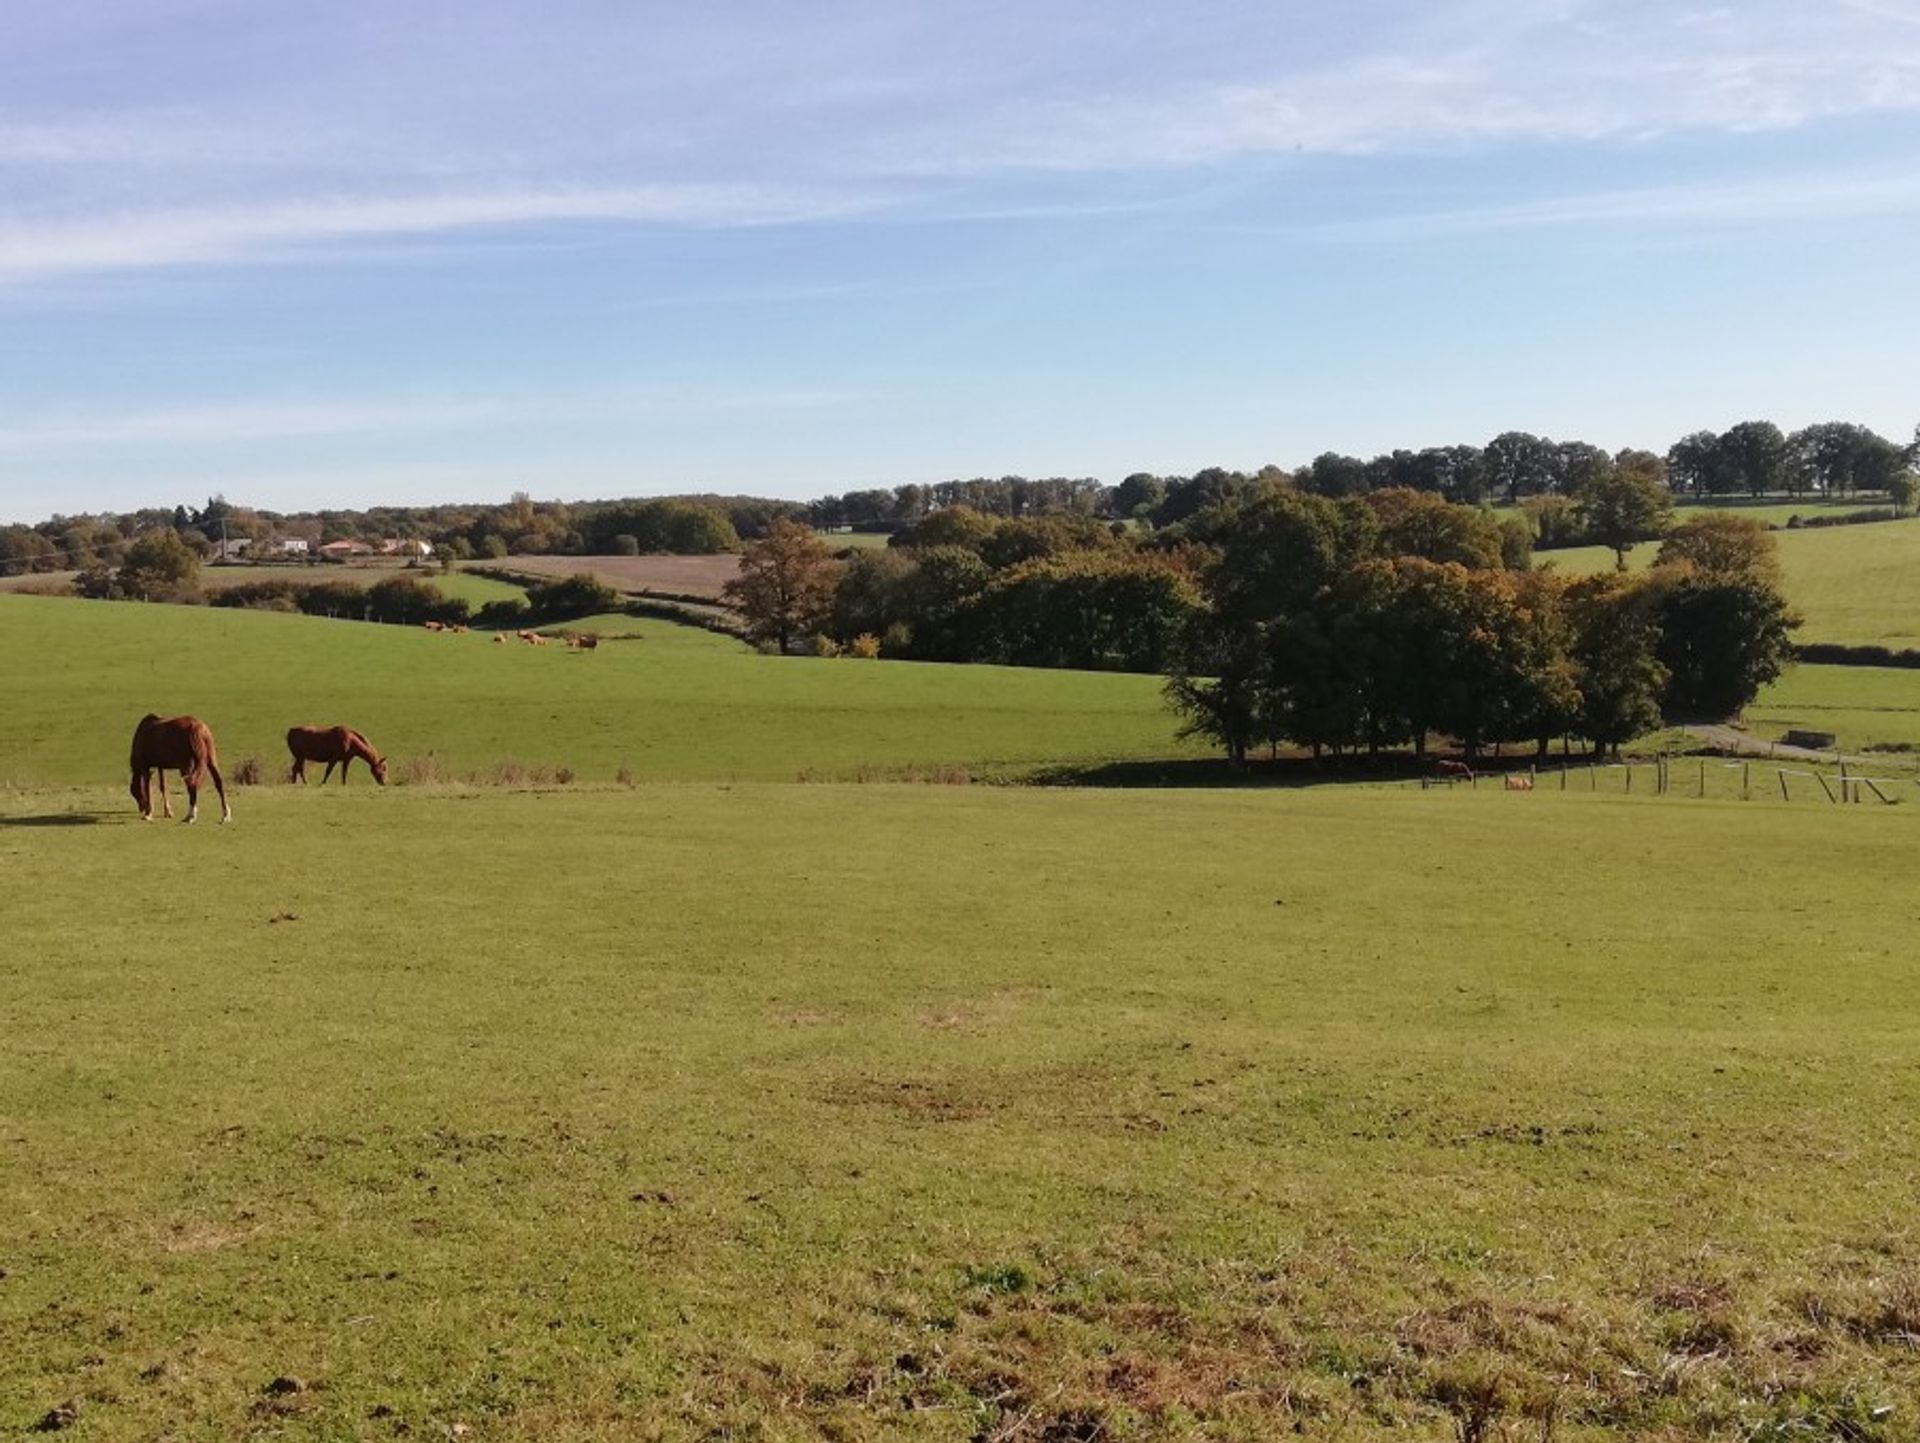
left=129, top=714, right=231, bottom=824
left=1503, top=774, right=1534, bottom=791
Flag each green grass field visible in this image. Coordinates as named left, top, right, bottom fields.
left=1542, top=516, right=1920, bottom=648
left=0, top=594, right=1201, bottom=785
left=10, top=592, right=1920, bottom=1439
left=5, top=783, right=1920, bottom=1440
left=0, top=564, right=527, bottom=610
left=1498, top=500, right=1892, bottom=531
left=205, top=563, right=527, bottom=609
left=426, top=567, right=529, bottom=607
left=1744, top=664, right=1920, bottom=755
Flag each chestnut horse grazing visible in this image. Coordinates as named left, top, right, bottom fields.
left=129, top=714, right=231, bottom=824
left=287, top=725, right=389, bottom=785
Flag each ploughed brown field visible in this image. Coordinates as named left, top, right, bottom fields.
left=486, top=551, right=744, bottom=600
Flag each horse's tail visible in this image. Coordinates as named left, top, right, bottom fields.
left=197, top=722, right=230, bottom=821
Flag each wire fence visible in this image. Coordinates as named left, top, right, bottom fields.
left=1416, top=752, right=1917, bottom=805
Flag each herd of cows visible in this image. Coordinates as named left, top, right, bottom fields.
left=127, top=713, right=386, bottom=825
left=420, top=619, right=599, bottom=649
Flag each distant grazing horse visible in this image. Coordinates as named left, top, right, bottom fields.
left=1435, top=759, right=1475, bottom=783
left=287, top=725, right=389, bottom=786
left=129, top=714, right=231, bottom=824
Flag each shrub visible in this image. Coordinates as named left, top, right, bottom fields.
left=366, top=576, right=468, bottom=627
left=295, top=581, right=365, bottom=617
left=848, top=633, right=882, bottom=659
left=524, top=573, right=620, bottom=622
left=809, top=633, right=842, bottom=657
left=231, top=756, right=265, bottom=786
left=475, top=597, right=530, bottom=629
left=1787, top=507, right=1901, bottom=529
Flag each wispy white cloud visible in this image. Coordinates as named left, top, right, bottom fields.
left=0, top=185, right=875, bottom=285
left=0, top=384, right=868, bottom=451
left=894, top=44, right=1920, bottom=173
left=1295, top=162, right=1920, bottom=239
left=4, top=0, right=1920, bottom=287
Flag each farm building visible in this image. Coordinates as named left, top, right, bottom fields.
left=319, top=539, right=372, bottom=558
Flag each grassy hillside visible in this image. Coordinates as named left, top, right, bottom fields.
left=1744, top=663, right=1920, bottom=755
left=0, top=593, right=1199, bottom=786
left=5, top=783, right=1919, bottom=1439
left=1542, top=516, right=1920, bottom=648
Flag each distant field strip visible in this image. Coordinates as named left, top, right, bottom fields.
left=484, top=552, right=742, bottom=601
left=0, top=562, right=526, bottom=608
left=1545, top=515, right=1920, bottom=647
left=1745, top=663, right=1920, bottom=753
left=0, top=593, right=1199, bottom=785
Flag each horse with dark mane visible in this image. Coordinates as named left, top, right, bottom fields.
left=287, top=725, right=389, bottom=786
left=130, top=714, right=231, bottom=824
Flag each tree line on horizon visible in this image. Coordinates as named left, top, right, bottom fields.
left=3, top=415, right=1914, bottom=582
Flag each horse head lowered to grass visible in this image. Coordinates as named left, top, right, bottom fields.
left=129, top=714, right=231, bottom=824
left=287, top=725, right=388, bottom=786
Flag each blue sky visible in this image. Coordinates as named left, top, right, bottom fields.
left=4, top=0, right=1920, bottom=523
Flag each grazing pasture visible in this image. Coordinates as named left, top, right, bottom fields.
left=821, top=529, right=895, bottom=550
left=1544, top=516, right=1920, bottom=648
left=1742, top=663, right=1920, bottom=755
left=0, top=594, right=1202, bottom=785
left=0, top=562, right=526, bottom=609
left=4, top=784, right=1920, bottom=1440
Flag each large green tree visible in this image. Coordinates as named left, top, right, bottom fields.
left=1719, top=420, right=1790, bottom=497
left=1565, top=575, right=1668, bottom=755
left=1651, top=571, right=1798, bottom=720
left=1581, top=463, right=1674, bottom=569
